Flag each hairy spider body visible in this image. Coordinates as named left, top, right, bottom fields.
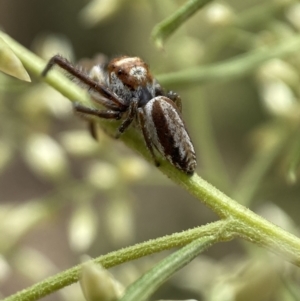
left=42, top=55, right=197, bottom=175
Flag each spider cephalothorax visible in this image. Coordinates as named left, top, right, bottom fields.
left=42, top=55, right=197, bottom=175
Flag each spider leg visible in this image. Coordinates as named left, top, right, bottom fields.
left=74, top=103, right=122, bottom=140
left=88, top=121, right=98, bottom=140
left=74, top=103, right=122, bottom=119
left=154, top=82, right=182, bottom=113
left=115, top=98, right=138, bottom=138
left=167, top=91, right=182, bottom=113
left=42, top=54, right=127, bottom=111
left=137, top=109, right=160, bottom=167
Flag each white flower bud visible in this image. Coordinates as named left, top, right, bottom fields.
left=105, top=199, right=135, bottom=246
left=257, top=59, right=299, bottom=88
left=286, top=2, right=300, bottom=30
left=60, top=130, right=100, bottom=157
left=68, top=203, right=98, bottom=253
left=24, top=134, right=69, bottom=180
left=79, top=0, right=122, bottom=27
left=0, top=255, right=11, bottom=282
left=0, top=37, right=30, bottom=82
left=205, top=3, right=234, bottom=27
left=86, top=161, right=119, bottom=190
left=118, top=156, right=149, bottom=182
left=0, top=201, right=49, bottom=254
left=14, top=247, right=57, bottom=281
left=258, top=79, right=297, bottom=116
left=33, top=34, right=74, bottom=62
left=21, top=85, right=71, bottom=118
left=80, top=261, right=124, bottom=301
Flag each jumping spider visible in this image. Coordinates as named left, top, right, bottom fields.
left=42, top=55, right=197, bottom=175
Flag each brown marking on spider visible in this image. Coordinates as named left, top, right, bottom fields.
left=41, top=55, right=197, bottom=175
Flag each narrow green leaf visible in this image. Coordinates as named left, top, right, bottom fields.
left=119, top=235, right=217, bottom=301
left=151, top=0, right=213, bottom=48
left=0, top=37, right=31, bottom=82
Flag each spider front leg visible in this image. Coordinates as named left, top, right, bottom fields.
left=74, top=103, right=122, bottom=139
left=42, top=54, right=127, bottom=111
left=115, top=99, right=138, bottom=138
left=74, top=103, right=122, bottom=120
left=74, top=100, right=138, bottom=140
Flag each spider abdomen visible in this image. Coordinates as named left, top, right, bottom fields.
left=141, top=96, right=197, bottom=175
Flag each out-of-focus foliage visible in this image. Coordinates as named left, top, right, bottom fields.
left=1, top=1, right=300, bottom=301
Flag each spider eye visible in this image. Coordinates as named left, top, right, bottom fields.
left=117, top=69, right=123, bottom=75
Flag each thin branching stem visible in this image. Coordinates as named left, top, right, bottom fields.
left=3, top=221, right=230, bottom=301
left=151, top=0, right=213, bottom=48
left=1, top=30, right=300, bottom=301
left=157, top=36, right=300, bottom=87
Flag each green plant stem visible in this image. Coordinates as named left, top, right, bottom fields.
left=2, top=30, right=300, bottom=300
left=151, top=0, right=295, bottom=49
left=3, top=221, right=229, bottom=301
left=151, top=0, right=213, bottom=48
left=157, top=36, right=300, bottom=87
left=119, top=235, right=218, bottom=301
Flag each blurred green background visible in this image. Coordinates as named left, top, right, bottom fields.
left=1, top=0, right=300, bottom=300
